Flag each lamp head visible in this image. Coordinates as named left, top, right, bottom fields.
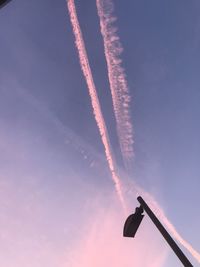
left=123, top=205, right=144, bottom=238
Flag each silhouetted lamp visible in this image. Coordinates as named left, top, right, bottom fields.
left=123, top=196, right=193, bottom=267
left=123, top=205, right=144, bottom=238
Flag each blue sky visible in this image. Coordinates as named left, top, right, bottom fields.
left=0, top=0, right=200, bottom=266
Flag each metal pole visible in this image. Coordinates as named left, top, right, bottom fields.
left=137, top=196, right=193, bottom=267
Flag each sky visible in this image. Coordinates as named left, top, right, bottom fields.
left=0, top=0, right=200, bottom=266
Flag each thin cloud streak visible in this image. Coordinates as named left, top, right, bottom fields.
left=96, top=0, right=134, bottom=163
left=67, top=0, right=126, bottom=212
left=163, top=216, right=200, bottom=263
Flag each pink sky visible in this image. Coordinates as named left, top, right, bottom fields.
left=64, top=196, right=168, bottom=267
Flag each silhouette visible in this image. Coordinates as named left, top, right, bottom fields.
left=123, top=196, right=193, bottom=267
left=123, top=206, right=144, bottom=238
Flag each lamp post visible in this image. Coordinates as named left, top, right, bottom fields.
left=123, top=196, right=193, bottom=267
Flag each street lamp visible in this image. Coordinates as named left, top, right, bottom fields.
left=123, top=196, right=193, bottom=267
left=123, top=205, right=144, bottom=238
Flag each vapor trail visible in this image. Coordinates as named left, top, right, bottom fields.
left=67, top=0, right=200, bottom=262
left=96, top=0, right=200, bottom=263
left=96, top=0, right=134, bottom=163
left=67, top=0, right=127, bottom=212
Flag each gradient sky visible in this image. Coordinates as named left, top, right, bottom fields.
left=0, top=0, right=200, bottom=266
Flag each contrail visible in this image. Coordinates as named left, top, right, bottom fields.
left=96, top=0, right=200, bottom=263
left=67, top=0, right=127, bottom=212
left=67, top=0, right=200, bottom=262
left=96, top=0, right=134, bottom=163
